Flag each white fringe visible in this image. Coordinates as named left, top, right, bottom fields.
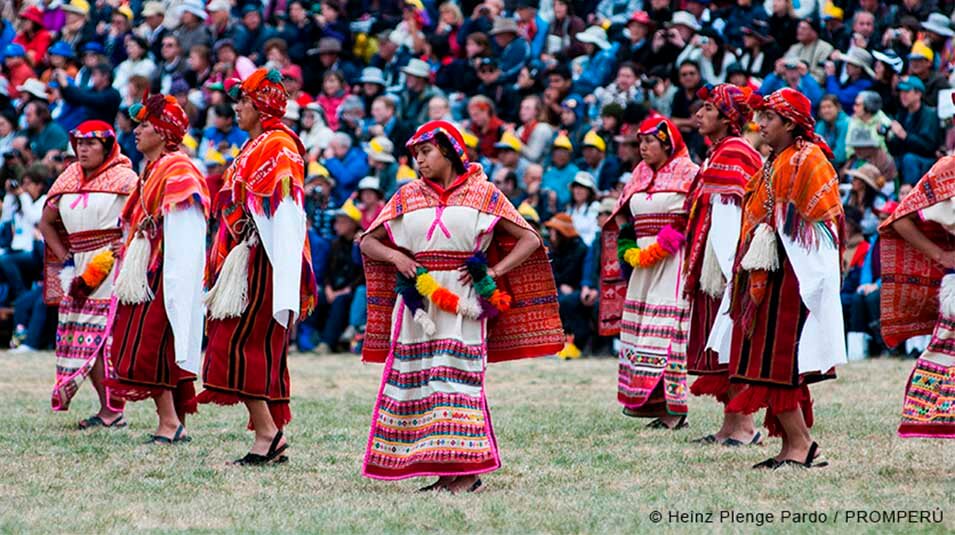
left=413, top=308, right=436, bottom=336
left=59, top=264, right=75, bottom=294
left=740, top=223, right=779, bottom=272
left=205, top=234, right=258, bottom=319
left=699, top=237, right=725, bottom=298
left=114, top=236, right=154, bottom=304
left=457, top=297, right=482, bottom=320
left=940, top=274, right=955, bottom=317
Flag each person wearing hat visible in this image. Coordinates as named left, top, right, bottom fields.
left=106, top=93, right=210, bottom=445
left=136, top=1, right=170, bottom=60
left=3, top=44, right=36, bottom=100
left=489, top=16, right=530, bottom=84
left=843, top=162, right=886, bottom=236
left=843, top=125, right=898, bottom=194
left=173, top=0, right=212, bottom=58
left=870, top=49, right=904, bottom=115
left=312, top=198, right=365, bottom=355
left=543, top=132, right=580, bottom=208
left=918, top=13, right=954, bottom=56
left=823, top=47, right=875, bottom=110
left=364, top=135, right=399, bottom=198
left=572, top=25, right=617, bottom=95
left=820, top=0, right=849, bottom=49
left=879, top=148, right=955, bottom=439
left=578, top=129, right=621, bottom=193
left=783, top=19, right=836, bottom=84
left=303, top=160, right=337, bottom=242
left=544, top=212, right=590, bottom=360
left=14, top=6, right=52, bottom=68
left=16, top=78, right=50, bottom=104
left=395, top=58, right=444, bottom=125
left=491, top=130, right=529, bottom=182
left=358, top=120, right=562, bottom=491
left=232, top=5, right=278, bottom=66
left=199, top=68, right=316, bottom=465
left=907, top=40, right=951, bottom=108
left=40, top=120, right=137, bottom=425
left=887, top=75, right=942, bottom=185
left=618, top=10, right=655, bottom=67
left=723, top=88, right=845, bottom=469
left=357, top=67, right=387, bottom=114
left=113, top=35, right=158, bottom=105
left=355, top=175, right=385, bottom=229
left=206, top=0, right=239, bottom=44
left=566, top=170, right=601, bottom=246
left=738, top=19, right=781, bottom=79
left=475, top=57, right=520, bottom=123
left=42, top=42, right=78, bottom=84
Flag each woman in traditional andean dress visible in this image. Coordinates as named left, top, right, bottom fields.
left=599, top=117, right=698, bottom=430
left=40, top=120, right=137, bottom=428
left=359, top=120, right=563, bottom=493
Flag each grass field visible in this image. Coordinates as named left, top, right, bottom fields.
left=1, top=352, right=952, bottom=534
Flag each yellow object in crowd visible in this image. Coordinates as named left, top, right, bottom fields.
left=583, top=130, right=606, bottom=152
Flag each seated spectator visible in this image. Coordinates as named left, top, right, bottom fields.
left=871, top=49, right=903, bottom=116
left=55, top=62, right=121, bottom=125
left=40, top=42, right=79, bottom=86
left=760, top=58, right=823, bottom=111
left=3, top=44, right=36, bottom=100
left=435, top=31, right=486, bottom=95
left=544, top=213, right=589, bottom=359
left=846, top=199, right=897, bottom=358
left=315, top=203, right=365, bottom=355
left=234, top=5, right=277, bottom=65
left=13, top=6, right=52, bottom=68
left=591, top=62, right=641, bottom=112
left=491, top=168, right=524, bottom=206
left=522, top=163, right=556, bottom=225
left=566, top=172, right=600, bottom=246
left=614, top=125, right=640, bottom=174
left=886, top=75, right=941, bottom=185
left=465, top=95, right=506, bottom=160
left=557, top=95, right=589, bottom=158
left=579, top=196, right=617, bottom=355
left=395, top=59, right=443, bottom=126
left=738, top=19, right=781, bottom=80
left=842, top=163, right=886, bottom=237
left=365, top=136, right=399, bottom=199
left=490, top=132, right=529, bottom=186
left=475, top=57, right=520, bottom=123
left=546, top=0, right=587, bottom=62
left=0, top=109, right=16, bottom=156
left=907, top=40, right=949, bottom=108
left=316, top=70, right=350, bottom=131
left=9, top=284, right=54, bottom=352
left=21, top=101, right=68, bottom=160
left=616, top=11, right=655, bottom=68
left=572, top=26, right=618, bottom=95
left=843, top=127, right=898, bottom=198
left=825, top=47, right=875, bottom=111
left=489, top=17, right=529, bottom=85
left=102, top=6, right=134, bottom=67
left=845, top=90, right=892, bottom=161
left=815, top=94, right=849, bottom=168
left=325, top=132, right=369, bottom=205
left=363, top=96, right=412, bottom=161
left=578, top=130, right=621, bottom=193
left=151, top=35, right=187, bottom=94
left=669, top=60, right=705, bottom=157
left=174, top=0, right=212, bottom=57
left=0, top=164, right=47, bottom=301
left=676, top=29, right=737, bottom=85
left=515, top=95, right=555, bottom=165
left=356, top=67, right=387, bottom=115
left=113, top=36, right=157, bottom=104
left=355, top=177, right=385, bottom=230
left=199, top=103, right=247, bottom=162
left=426, top=96, right=453, bottom=122
left=784, top=19, right=834, bottom=83
left=301, top=103, right=334, bottom=157
left=543, top=133, right=580, bottom=208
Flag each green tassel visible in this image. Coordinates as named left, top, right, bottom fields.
left=473, top=275, right=497, bottom=297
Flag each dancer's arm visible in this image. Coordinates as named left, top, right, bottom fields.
left=486, top=218, right=539, bottom=279
left=360, top=226, right=421, bottom=278
left=892, top=215, right=955, bottom=269
left=38, top=204, right=69, bottom=261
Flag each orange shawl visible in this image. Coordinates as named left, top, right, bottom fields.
left=360, top=163, right=564, bottom=364
left=121, top=151, right=210, bottom=267
left=879, top=156, right=955, bottom=347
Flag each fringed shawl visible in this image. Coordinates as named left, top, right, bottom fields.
left=121, top=150, right=210, bottom=268
left=360, top=163, right=564, bottom=364
left=208, top=127, right=316, bottom=317
left=879, top=156, right=955, bottom=347
left=730, top=139, right=843, bottom=322
left=47, top=143, right=137, bottom=202
left=683, top=136, right=761, bottom=297
left=597, top=140, right=699, bottom=336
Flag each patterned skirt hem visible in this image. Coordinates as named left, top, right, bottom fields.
left=362, top=458, right=501, bottom=481
left=897, top=423, right=955, bottom=439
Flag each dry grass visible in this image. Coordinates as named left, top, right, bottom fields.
left=0, top=352, right=953, bottom=534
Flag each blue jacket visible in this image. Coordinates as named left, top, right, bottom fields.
left=327, top=147, right=370, bottom=205
left=542, top=162, right=580, bottom=208
left=496, top=37, right=530, bottom=85
left=760, top=73, right=823, bottom=110
left=825, top=75, right=874, bottom=111
left=581, top=229, right=601, bottom=289
left=815, top=110, right=850, bottom=166
left=573, top=44, right=620, bottom=96
left=528, top=15, right=550, bottom=60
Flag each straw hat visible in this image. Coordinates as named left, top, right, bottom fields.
left=575, top=26, right=612, bottom=50
left=839, top=47, right=875, bottom=78
left=845, top=163, right=884, bottom=191
left=489, top=17, right=520, bottom=36
left=544, top=213, right=579, bottom=238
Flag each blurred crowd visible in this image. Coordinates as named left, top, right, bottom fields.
left=1, top=0, right=954, bottom=357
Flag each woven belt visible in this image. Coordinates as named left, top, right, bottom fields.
left=632, top=213, right=685, bottom=238
left=413, top=250, right=473, bottom=271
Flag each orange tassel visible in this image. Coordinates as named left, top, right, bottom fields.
left=430, top=288, right=460, bottom=313
left=488, top=289, right=512, bottom=312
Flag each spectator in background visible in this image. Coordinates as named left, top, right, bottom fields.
left=618, top=11, right=655, bottom=68
left=325, top=132, right=369, bottom=205
left=3, top=45, right=35, bottom=100
left=435, top=32, right=485, bottom=94
left=845, top=90, right=891, bottom=160
left=475, top=57, right=520, bottom=123
left=465, top=95, right=505, bottom=160
left=760, top=58, right=823, bottom=110
left=102, top=6, right=133, bottom=67
left=0, top=163, right=47, bottom=301
left=676, top=29, right=736, bottom=85
left=887, top=75, right=941, bottom=185
left=426, top=96, right=453, bottom=122
left=907, top=40, right=949, bottom=108
left=58, top=0, right=96, bottom=52
left=490, top=132, right=529, bottom=184
left=515, top=95, right=555, bottom=164
left=522, top=163, right=556, bottom=224
left=22, top=101, right=68, bottom=160
left=113, top=36, right=157, bottom=104
left=516, top=0, right=549, bottom=61
left=546, top=0, right=587, bottom=62
left=489, top=17, right=529, bottom=85
left=364, top=96, right=412, bottom=159
left=234, top=5, right=276, bottom=65
left=565, top=172, right=600, bottom=246
left=824, top=47, right=874, bottom=111
left=543, top=133, right=580, bottom=208
left=578, top=129, right=621, bottom=192
left=491, top=168, right=524, bottom=206
left=784, top=19, right=834, bottom=84
left=314, top=204, right=365, bottom=355
left=137, top=2, right=169, bottom=59
left=871, top=49, right=904, bottom=117
left=199, top=103, right=247, bottom=162
left=723, top=0, right=768, bottom=49
left=316, top=70, right=349, bottom=131
left=842, top=163, right=886, bottom=237
left=153, top=35, right=187, bottom=94
left=207, top=0, right=240, bottom=43
left=815, top=94, right=849, bottom=168
left=14, top=6, right=52, bottom=68
left=300, top=103, right=334, bottom=157
left=670, top=60, right=704, bottom=158
left=592, top=62, right=641, bottom=112
left=738, top=19, right=781, bottom=80
left=365, top=136, right=399, bottom=199
left=396, top=59, right=442, bottom=125
left=544, top=212, right=589, bottom=359
left=174, top=0, right=212, bottom=57
left=573, top=26, right=618, bottom=96
left=843, top=127, right=898, bottom=197
left=356, top=67, right=387, bottom=116
left=56, top=64, right=121, bottom=126
left=0, top=109, right=16, bottom=156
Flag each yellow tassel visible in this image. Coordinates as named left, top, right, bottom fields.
left=623, top=247, right=642, bottom=268
left=89, top=249, right=115, bottom=273
left=415, top=272, right=440, bottom=297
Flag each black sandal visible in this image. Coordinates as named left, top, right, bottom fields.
left=691, top=434, right=719, bottom=444
left=147, top=425, right=189, bottom=445
left=78, top=414, right=127, bottom=430
left=752, top=457, right=780, bottom=470
left=723, top=431, right=762, bottom=447
left=646, top=416, right=688, bottom=430
left=417, top=479, right=446, bottom=492
left=467, top=478, right=484, bottom=493
left=774, top=442, right=829, bottom=470
left=233, top=431, right=288, bottom=466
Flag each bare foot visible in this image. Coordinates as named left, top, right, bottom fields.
left=418, top=476, right=455, bottom=492
left=446, top=475, right=480, bottom=494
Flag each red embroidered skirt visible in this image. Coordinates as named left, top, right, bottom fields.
left=726, top=258, right=835, bottom=436
left=108, top=268, right=197, bottom=415
left=687, top=293, right=734, bottom=403
left=198, top=246, right=292, bottom=429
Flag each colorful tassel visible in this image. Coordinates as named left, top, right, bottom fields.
left=415, top=270, right=440, bottom=297
left=699, top=238, right=725, bottom=298
left=741, top=223, right=779, bottom=272
left=80, top=249, right=115, bottom=288
left=115, top=233, right=154, bottom=305
left=488, top=289, right=511, bottom=312
left=656, top=225, right=686, bottom=255
left=205, top=234, right=257, bottom=319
